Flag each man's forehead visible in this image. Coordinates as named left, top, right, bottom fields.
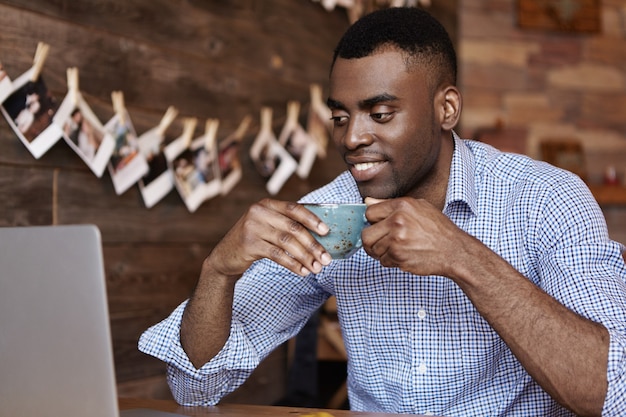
left=329, top=53, right=428, bottom=98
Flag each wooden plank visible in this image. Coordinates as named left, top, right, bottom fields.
left=105, top=244, right=203, bottom=381
left=0, top=164, right=54, bottom=226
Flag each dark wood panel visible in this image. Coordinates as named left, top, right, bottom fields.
left=105, top=244, right=204, bottom=381
left=2, top=0, right=346, bottom=73
left=0, top=164, right=55, bottom=226
left=0, top=5, right=264, bottom=121
left=0, top=2, right=347, bottom=132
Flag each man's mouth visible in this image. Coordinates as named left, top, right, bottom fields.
left=353, top=162, right=382, bottom=171
left=349, top=160, right=386, bottom=182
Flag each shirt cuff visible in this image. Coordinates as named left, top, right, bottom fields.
left=602, top=328, right=626, bottom=415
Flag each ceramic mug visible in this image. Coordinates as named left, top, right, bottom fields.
left=303, top=203, right=367, bottom=259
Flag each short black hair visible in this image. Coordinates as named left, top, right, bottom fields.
left=331, top=7, right=457, bottom=86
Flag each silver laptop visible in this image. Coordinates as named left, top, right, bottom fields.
left=0, top=224, right=199, bottom=417
left=0, top=225, right=121, bottom=417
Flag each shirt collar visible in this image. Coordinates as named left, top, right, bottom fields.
left=444, top=132, right=478, bottom=216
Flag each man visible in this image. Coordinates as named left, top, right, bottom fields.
left=139, top=7, right=626, bottom=416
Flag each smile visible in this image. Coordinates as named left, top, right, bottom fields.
left=349, top=160, right=386, bottom=182
left=354, top=162, right=383, bottom=171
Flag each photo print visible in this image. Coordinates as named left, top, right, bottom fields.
left=171, top=118, right=222, bottom=213
left=136, top=106, right=179, bottom=208
left=249, top=107, right=297, bottom=195
left=277, top=100, right=317, bottom=179
left=0, top=42, right=63, bottom=159
left=54, top=68, right=115, bottom=177
left=217, top=114, right=251, bottom=196
left=104, top=91, right=149, bottom=195
left=0, top=61, right=13, bottom=104
left=163, top=117, right=197, bottom=176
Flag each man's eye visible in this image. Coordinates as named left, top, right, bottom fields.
left=330, top=115, right=348, bottom=126
left=371, top=112, right=393, bottom=122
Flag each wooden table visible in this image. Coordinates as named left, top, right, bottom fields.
left=119, top=397, right=424, bottom=416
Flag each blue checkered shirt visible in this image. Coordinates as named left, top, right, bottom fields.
left=139, top=135, right=626, bottom=416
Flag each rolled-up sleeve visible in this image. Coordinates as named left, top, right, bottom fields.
left=138, top=259, right=329, bottom=405
left=603, top=330, right=626, bottom=415
left=532, top=178, right=626, bottom=416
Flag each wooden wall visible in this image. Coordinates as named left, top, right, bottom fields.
left=0, top=0, right=350, bottom=404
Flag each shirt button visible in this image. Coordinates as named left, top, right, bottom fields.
left=417, top=309, right=427, bottom=319
left=417, top=362, right=428, bottom=374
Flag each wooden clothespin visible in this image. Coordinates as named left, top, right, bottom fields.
left=231, top=115, right=252, bottom=142
left=308, top=84, right=331, bottom=158
left=310, top=84, right=329, bottom=118
left=181, top=117, right=198, bottom=149
left=204, top=118, right=219, bottom=153
left=287, top=101, right=300, bottom=128
left=260, top=107, right=273, bottom=136
left=111, top=91, right=126, bottom=125
left=250, top=106, right=277, bottom=161
left=66, top=67, right=79, bottom=106
left=156, top=106, right=178, bottom=138
left=30, top=42, right=49, bottom=82
left=278, top=101, right=301, bottom=146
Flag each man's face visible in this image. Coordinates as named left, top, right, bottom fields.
left=328, top=50, right=446, bottom=200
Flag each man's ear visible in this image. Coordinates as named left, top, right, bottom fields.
left=437, top=85, right=462, bottom=131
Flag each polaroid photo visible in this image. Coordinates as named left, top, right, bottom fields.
left=53, top=70, right=115, bottom=178
left=0, top=43, right=62, bottom=159
left=171, top=119, right=222, bottom=213
left=218, top=115, right=251, bottom=196
left=137, top=128, right=172, bottom=208
left=0, top=61, right=13, bottom=104
left=278, top=101, right=318, bottom=179
left=136, top=106, right=180, bottom=208
left=250, top=107, right=297, bottom=195
left=1, top=68, right=62, bottom=159
left=104, top=107, right=149, bottom=196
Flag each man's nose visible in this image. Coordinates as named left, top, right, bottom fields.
left=342, top=115, right=373, bottom=150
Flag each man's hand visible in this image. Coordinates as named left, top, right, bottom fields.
left=181, top=198, right=333, bottom=368
left=362, top=196, right=468, bottom=277
left=207, top=198, right=333, bottom=281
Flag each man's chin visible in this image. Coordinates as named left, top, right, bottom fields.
left=357, top=184, right=398, bottom=200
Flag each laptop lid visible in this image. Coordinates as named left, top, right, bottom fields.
left=0, top=224, right=119, bottom=417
